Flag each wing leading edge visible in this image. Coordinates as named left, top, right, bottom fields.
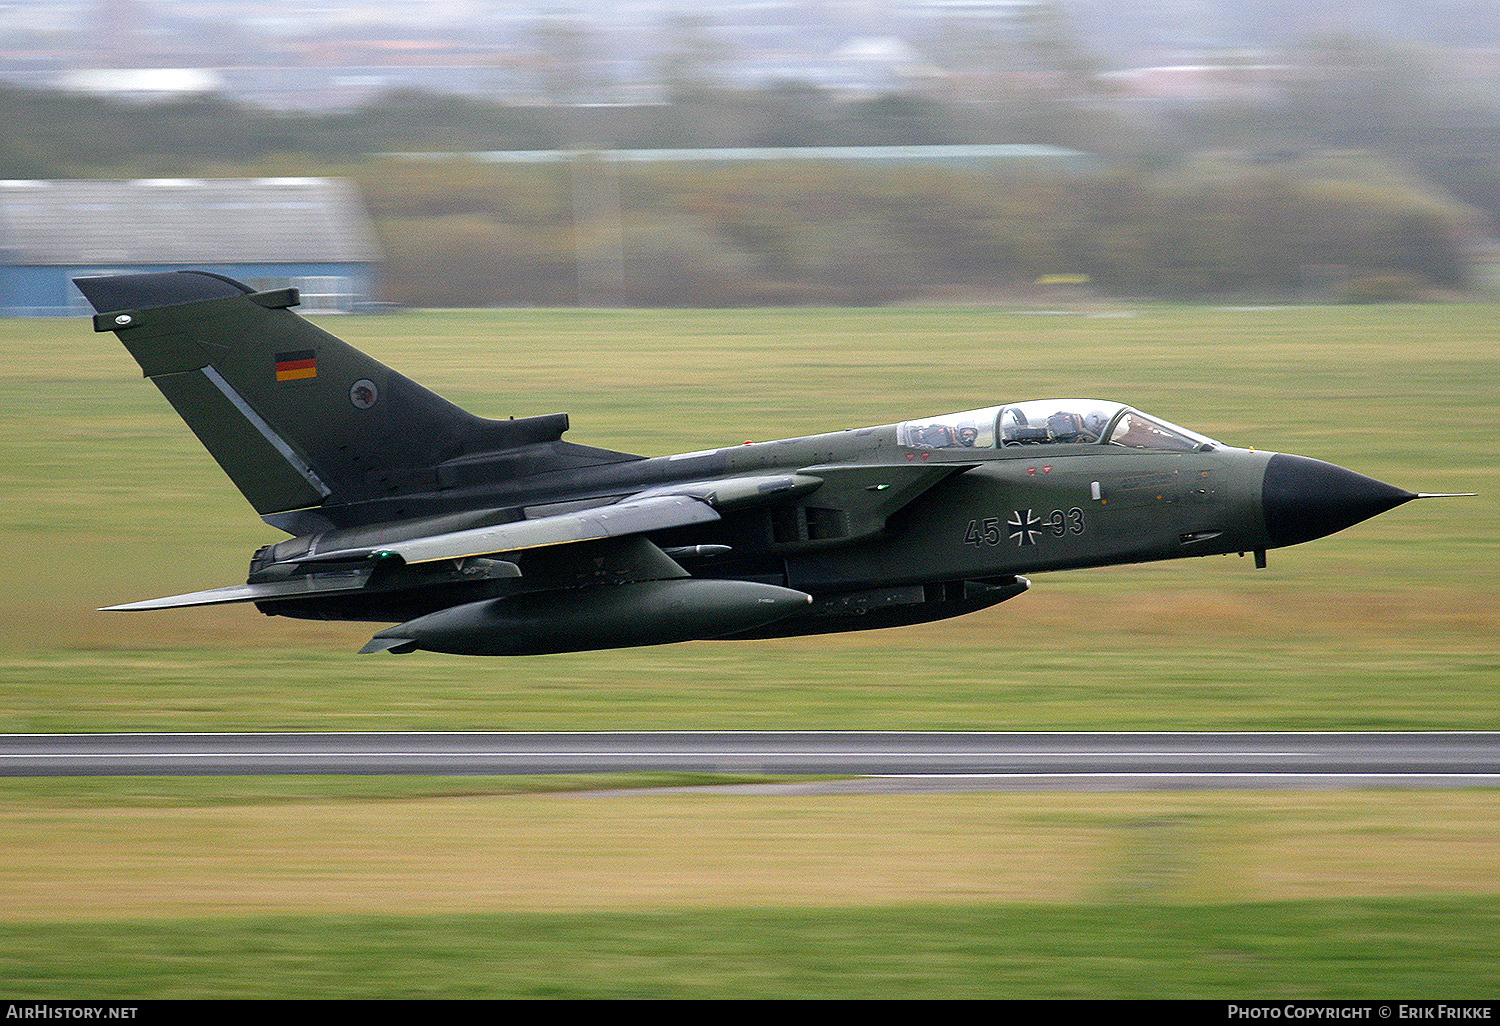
left=303, top=494, right=721, bottom=567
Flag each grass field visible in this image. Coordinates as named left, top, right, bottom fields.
left=0, top=301, right=1496, bottom=997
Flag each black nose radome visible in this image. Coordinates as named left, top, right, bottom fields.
left=1263, top=453, right=1417, bottom=548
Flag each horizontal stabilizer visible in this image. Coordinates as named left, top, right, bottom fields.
left=357, top=636, right=419, bottom=655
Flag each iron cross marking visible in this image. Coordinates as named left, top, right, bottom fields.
left=1008, top=509, right=1041, bottom=546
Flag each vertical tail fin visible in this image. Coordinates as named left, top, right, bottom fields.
left=77, top=271, right=634, bottom=524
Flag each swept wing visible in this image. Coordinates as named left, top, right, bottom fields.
left=102, top=488, right=724, bottom=611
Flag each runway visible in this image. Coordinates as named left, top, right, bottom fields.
left=3, top=731, right=1499, bottom=787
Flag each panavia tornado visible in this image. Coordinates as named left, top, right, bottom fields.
left=76, top=270, right=1454, bottom=656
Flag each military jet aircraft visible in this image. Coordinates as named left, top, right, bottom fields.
left=77, top=270, right=1451, bottom=656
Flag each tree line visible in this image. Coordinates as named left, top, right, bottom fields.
left=354, top=155, right=1478, bottom=306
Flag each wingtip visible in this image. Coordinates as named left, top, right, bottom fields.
left=99, top=599, right=164, bottom=612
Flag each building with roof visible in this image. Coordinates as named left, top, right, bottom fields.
left=0, top=177, right=382, bottom=316
left=407, top=143, right=1098, bottom=172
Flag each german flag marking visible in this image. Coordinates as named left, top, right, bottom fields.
left=275, top=350, right=317, bottom=382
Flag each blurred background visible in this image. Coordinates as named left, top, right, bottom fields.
left=3, top=8, right=1498, bottom=997
left=2, top=0, right=1498, bottom=310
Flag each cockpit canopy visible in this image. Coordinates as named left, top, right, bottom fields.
left=898, top=400, right=1217, bottom=452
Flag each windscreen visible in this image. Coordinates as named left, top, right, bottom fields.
left=1106, top=411, right=1217, bottom=451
